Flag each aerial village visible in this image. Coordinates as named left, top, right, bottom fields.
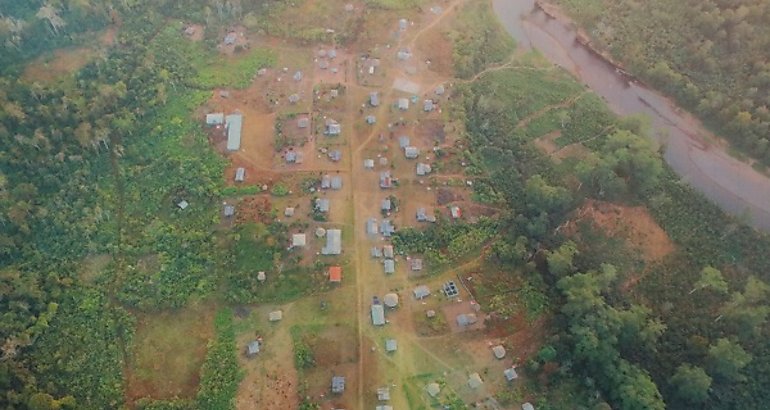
left=192, top=4, right=536, bottom=410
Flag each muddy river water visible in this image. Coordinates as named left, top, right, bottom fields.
left=492, top=0, right=770, bottom=231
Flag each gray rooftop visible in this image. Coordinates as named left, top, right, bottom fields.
left=315, top=198, right=330, bottom=213
left=235, top=167, right=245, bottom=182
left=226, top=114, right=243, bottom=151
left=322, top=229, right=342, bottom=255
left=384, top=259, right=395, bottom=274
left=331, top=376, right=345, bottom=393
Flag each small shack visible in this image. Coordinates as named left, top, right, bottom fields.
left=423, top=99, right=434, bottom=112
left=366, top=115, right=377, bottom=124
left=177, top=200, right=189, bottom=210
left=410, top=258, right=423, bottom=272
left=321, top=175, right=332, bottom=189
left=380, top=171, right=393, bottom=188
left=331, top=376, right=345, bottom=394
left=331, top=176, right=343, bottom=190
left=377, top=387, right=391, bottom=401
left=383, top=293, right=399, bottom=308
left=206, top=113, right=224, bottom=125
left=457, top=313, right=478, bottom=327
left=370, top=92, right=380, bottom=107
left=404, top=146, right=419, bottom=159
left=413, top=285, right=430, bottom=299
left=291, top=233, right=306, bottom=247
left=364, top=159, right=375, bottom=169
left=325, top=119, right=341, bottom=136
left=315, top=198, right=330, bottom=213
left=468, top=373, right=484, bottom=389
left=268, top=310, right=283, bottom=322
left=398, top=136, right=410, bottom=148
left=381, top=199, right=392, bottom=212
left=366, top=218, right=379, bottom=235
left=235, top=167, right=245, bottom=182
left=223, top=204, right=235, bottom=217
left=522, top=403, right=535, bottom=410
left=284, top=207, right=295, bottom=217
left=504, top=367, right=519, bottom=382
left=426, top=382, right=440, bottom=397
left=383, top=259, right=395, bottom=274
left=371, top=303, right=385, bottom=326
left=416, top=163, right=432, bottom=176
left=246, top=340, right=261, bottom=357
left=450, top=205, right=462, bottom=219
left=380, top=219, right=395, bottom=237
left=385, top=339, right=397, bottom=353
left=329, top=266, right=342, bottom=283
left=397, top=98, right=409, bottom=110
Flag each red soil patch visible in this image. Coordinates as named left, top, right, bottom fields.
left=567, top=200, right=675, bottom=263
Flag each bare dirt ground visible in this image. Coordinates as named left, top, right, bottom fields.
left=22, top=27, right=117, bottom=84
left=568, top=199, right=675, bottom=263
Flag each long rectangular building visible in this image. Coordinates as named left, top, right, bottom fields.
left=226, top=114, right=243, bottom=151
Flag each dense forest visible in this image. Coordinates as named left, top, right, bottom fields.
left=554, top=0, right=770, bottom=166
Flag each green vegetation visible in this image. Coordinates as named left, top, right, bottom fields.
left=290, top=326, right=317, bottom=370
left=450, top=1, right=516, bottom=78
left=196, top=308, right=241, bottom=409
left=555, top=0, right=770, bottom=166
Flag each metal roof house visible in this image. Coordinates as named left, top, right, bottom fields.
left=399, top=18, right=408, bottom=31
left=404, top=146, right=419, bottom=159
left=366, top=115, right=377, bottom=125
left=410, top=258, right=423, bottom=271
left=383, top=245, right=394, bottom=259
left=325, top=119, right=341, bottom=136
left=397, top=98, right=409, bottom=110
left=383, top=259, right=395, bottom=274
left=206, top=113, right=224, bottom=125
left=322, top=229, right=342, bottom=255
left=315, top=198, right=330, bottom=213
left=522, top=403, right=535, bottom=410
left=450, top=205, right=462, bottom=219
left=331, top=376, right=345, bottom=393
left=321, top=175, right=332, bottom=189
left=246, top=340, right=261, bottom=357
left=371, top=303, right=385, bottom=326
left=380, top=220, right=395, bottom=237
left=370, top=92, right=380, bottom=107
left=385, top=339, right=397, bottom=353
left=413, top=285, right=430, bottom=299
left=504, top=367, right=519, bottom=382
left=286, top=151, right=298, bottom=163
left=416, top=208, right=436, bottom=222
left=381, top=199, right=392, bottom=212
left=364, top=159, right=375, bottom=169
left=366, top=218, right=379, bottom=235
left=468, top=373, right=484, bottom=389
left=224, top=204, right=235, bottom=217
left=331, top=176, right=342, bottom=190
left=416, top=163, right=432, bottom=176
left=493, top=345, right=506, bottom=359
left=297, top=117, right=310, bottom=128
left=399, top=136, right=410, bottom=148
left=457, top=313, right=478, bottom=327
left=329, top=266, right=342, bottom=283
left=380, top=171, right=393, bottom=188
left=328, top=150, right=342, bottom=162
left=226, top=114, right=243, bottom=151
left=177, top=200, right=189, bottom=210
left=268, top=310, right=283, bottom=322
left=235, top=167, right=245, bottom=182
left=292, top=233, right=306, bottom=247
left=424, top=100, right=435, bottom=112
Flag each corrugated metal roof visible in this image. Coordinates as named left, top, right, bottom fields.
left=226, top=114, right=243, bottom=151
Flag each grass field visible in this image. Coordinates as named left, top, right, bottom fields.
left=125, top=304, right=216, bottom=403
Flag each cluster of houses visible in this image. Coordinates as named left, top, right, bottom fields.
left=206, top=112, right=243, bottom=151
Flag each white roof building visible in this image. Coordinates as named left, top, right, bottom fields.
left=206, top=113, right=224, bottom=125
left=225, top=114, right=243, bottom=151
left=371, top=304, right=385, bottom=326
left=322, top=229, right=342, bottom=255
left=292, top=233, right=306, bottom=247
left=397, top=98, right=409, bottom=110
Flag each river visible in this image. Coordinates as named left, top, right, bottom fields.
left=491, top=0, right=770, bottom=231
